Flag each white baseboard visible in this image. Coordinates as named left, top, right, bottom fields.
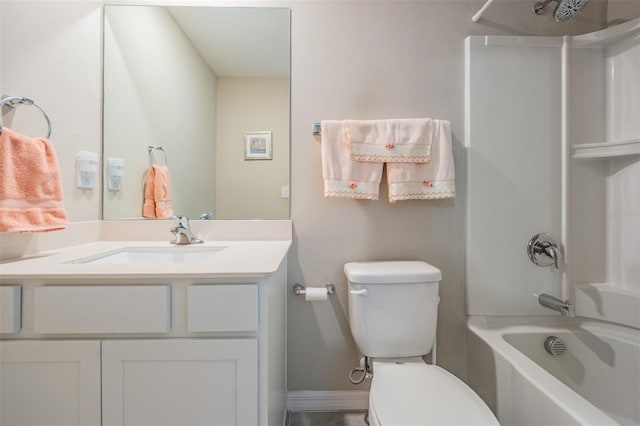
left=286, top=390, right=369, bottom=412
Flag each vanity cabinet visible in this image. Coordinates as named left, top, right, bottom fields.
left=0, top=268, right=286, bottom=425
left=102, top=339, right=258, bottom=426
left=0, top=339, right=259, bottom=426
left=0, top=340, right=102, bottom=426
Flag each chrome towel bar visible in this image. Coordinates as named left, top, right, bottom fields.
left=0, top=96, right=52, bottom=139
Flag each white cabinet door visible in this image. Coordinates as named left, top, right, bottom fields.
left=102, top=339, right=258, bottom=426
left=0, top=340, right=101, bottom=426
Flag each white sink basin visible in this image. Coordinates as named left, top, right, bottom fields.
left=71, top=246, right=225, bottom=264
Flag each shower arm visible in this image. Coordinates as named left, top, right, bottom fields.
left=534, top=0, right=555, bottom=15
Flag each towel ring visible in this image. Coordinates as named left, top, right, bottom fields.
left=148, top=145, right=168, bottom=166
left=0, top=96, right=52, bottom=139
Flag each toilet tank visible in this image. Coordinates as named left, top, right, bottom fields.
left=345, top=261, right=442, bottom=358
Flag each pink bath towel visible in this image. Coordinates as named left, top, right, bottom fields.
left=0, top=127, right=68, bottom=233
left=386, top=119, right=456, bottom=202
left=143, top=164, right=173, bottom=218
left=322, top=120, right=383, bottom=200
left=344, top=118, right=433, bottom=163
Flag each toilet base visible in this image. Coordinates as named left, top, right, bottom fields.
left=367, top=360, right=499, bottom=426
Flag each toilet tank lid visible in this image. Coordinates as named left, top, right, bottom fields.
left=344, top=261, right=441, bottom=284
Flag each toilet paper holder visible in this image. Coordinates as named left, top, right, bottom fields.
left=293, top=282, right=335, bottom=296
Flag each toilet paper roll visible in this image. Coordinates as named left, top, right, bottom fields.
left=305, top=287, right=328, bottom=302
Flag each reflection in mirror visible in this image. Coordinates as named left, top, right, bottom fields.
left=103, top=6, right=290, bottom=220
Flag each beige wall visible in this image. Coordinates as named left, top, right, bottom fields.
left=1, top=0, right=102, bottom=222
left=216, top=77, right=289, bottom=219
left=2, top=0, right=636, bottom=392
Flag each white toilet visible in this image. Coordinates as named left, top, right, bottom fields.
left=345, top=261, right=499, bottom=426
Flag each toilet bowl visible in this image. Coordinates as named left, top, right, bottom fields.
left=368, top=360, right=499, bottom=425
left=345, top=261, right=499, bottom=426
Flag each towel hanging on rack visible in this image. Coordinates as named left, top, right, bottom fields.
left=143, top=164, right=173, bottom=218
left=0, top=127, right=68, bottom=233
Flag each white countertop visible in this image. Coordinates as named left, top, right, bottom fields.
left=0, top=240, right=291, bottom=280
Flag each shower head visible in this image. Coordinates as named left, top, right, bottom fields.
left=533, top=0, right=589, bottom=22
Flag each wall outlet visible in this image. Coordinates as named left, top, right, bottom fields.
left=107, top=157, right=125, bottom=191
left=76, top=151, right=99, bottom=189
left=281, top=186, right=290, bottom=199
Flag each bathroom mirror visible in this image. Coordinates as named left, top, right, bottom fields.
left=102, top=5, right=290, bottom=220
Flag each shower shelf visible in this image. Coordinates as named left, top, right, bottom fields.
left=574, top=283, right=640, bottom=329
left=572, top=138, right=640, bottom=160
left=571, top=17, right=640, bottom=48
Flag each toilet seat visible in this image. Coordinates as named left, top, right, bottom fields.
left=369, top=361, right=500, bottom=426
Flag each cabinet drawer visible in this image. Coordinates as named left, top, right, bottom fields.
left=34, top=285, right=170, bottom=334
left=0, top=285, right=21, bottom=334
left=188, top=284, right=258, bottom=332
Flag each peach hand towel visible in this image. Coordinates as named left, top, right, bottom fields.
left=143, top=164, right=173, bottom=218
left=322, top=120, right=383, bottom=200
left=0, top=127, right=68, bottom=233
left=344, top=118, right=433, bottom=163
left=386, top=119, right=455, bottom=202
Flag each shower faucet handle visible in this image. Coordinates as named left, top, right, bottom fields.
left=527, top=233, right=564, bottom=271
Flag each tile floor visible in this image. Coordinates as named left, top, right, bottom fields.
left=286, top=411, right=368, bottom=426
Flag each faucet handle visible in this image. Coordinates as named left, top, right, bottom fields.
left=173, top=215, right=190, bottom=228
left=527, top=233, right=564, bottom=270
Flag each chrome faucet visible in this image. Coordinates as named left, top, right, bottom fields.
left=538, top=293, right=575, bottom=318
left=170, top=216, right=203, bottom=245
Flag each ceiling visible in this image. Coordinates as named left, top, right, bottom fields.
left=167, top=7, right=290, bottom=78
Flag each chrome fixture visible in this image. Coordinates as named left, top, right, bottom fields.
left=148, top=145, right=168, bottom=166
left=527, top=233, right=564, bottom=270
left=0, top=96, right=52, bottom=138
left=199, top=212, right=214, bottom=220
left=533, top=0, right=589, bottom=22
left=170, top=215, right=203, bottom=245
left=544, top=335, right=568, bottom=356
left=293, top=282, right=336, bottom=296
left=539, top=294, right=575, bottom=318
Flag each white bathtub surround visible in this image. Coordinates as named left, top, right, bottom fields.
left=569, top=18, right=640, bottom=328
left=465, top=34, right=564, bottom=316
left=466, top=18, right=640, bottom=327
left=465, top=20, right=640, bottom=426
left=468, top=316, right=640, bottom=426
left=0, top=220, right=291, bottom=426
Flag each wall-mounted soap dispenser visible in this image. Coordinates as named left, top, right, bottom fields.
left=76, top=151, right=99, bottom=189
left=107, top=157, right=125, bottom=191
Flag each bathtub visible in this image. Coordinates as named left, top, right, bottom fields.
left=467, top=316, right=640, bottom=425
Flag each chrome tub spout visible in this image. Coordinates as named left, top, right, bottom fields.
left=539, top=293, right=574, bottom=318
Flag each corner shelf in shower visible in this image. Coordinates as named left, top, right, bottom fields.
left=574, top=283, right=640, bottom=329
left=572, top=138, right=640, bottom=160
left=571, top=17, right=640, bottom=48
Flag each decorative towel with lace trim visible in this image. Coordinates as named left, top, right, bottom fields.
left=344, top=118, right=433, bottom=163
left=386, top=119, right=455, bottom=202
left=321, top=120, right=383, bottom=200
